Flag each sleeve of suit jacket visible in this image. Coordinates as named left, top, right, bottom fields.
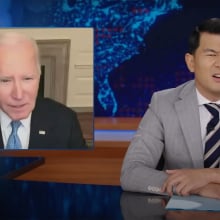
left=120, top=91, right=168, bottom=194
left=120, top=80, right=200, bottom=194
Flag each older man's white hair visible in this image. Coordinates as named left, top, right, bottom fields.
left=0, top=31, right=41, bottom=74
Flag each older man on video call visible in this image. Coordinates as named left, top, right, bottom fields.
left=0, top=31, right=86, bottom=149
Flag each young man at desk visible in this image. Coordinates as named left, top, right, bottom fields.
left=121, top=18, right=220, bottom=199
left=0, top=31, right=86, bottom=149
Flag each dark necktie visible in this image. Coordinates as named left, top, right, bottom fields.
left=6, top=121, right=22, bottom=149
left=204, top=103, right=220, bottom=168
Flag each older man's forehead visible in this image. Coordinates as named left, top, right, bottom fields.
left=0, top=32, right=33, bottom=43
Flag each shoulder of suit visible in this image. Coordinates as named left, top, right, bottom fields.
left=153, top=80, right=195, bottom=100
left=35, top=98, right=76, bottom=114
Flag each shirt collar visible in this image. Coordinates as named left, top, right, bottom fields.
left=196, top=89, right=220, bottom=106
left=0, top=110, right=32, bottom=128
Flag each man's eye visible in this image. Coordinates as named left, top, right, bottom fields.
left=0, top=79, right=11, bottom=83
left=24, top=77, right=33, bottom=80
left=207, top=53, right=217, bottom=56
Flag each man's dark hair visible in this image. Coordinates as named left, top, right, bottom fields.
left=188, top=18, right=220, bottom=54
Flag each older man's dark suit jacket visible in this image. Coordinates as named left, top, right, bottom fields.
left=0, top=98, right=87, bottom=149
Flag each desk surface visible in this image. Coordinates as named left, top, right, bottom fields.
left=1, top=179, right=219, bottom=220
left=94, top=117, right=141, bottom=147
left=0, top=156, right=44, bottom=179
left=1, top=150, right=219, bottom=219
left=0, top=179, right=123, bottom=219
left=95, top=117, right=141, bottom=130
left=14, top=147, right=126, bottom=185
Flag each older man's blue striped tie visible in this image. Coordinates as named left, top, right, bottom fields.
left=204, top=103, right=220, bottom=168
left=6, top=121, right=22, bottom=149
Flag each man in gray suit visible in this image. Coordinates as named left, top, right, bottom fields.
left=121, top=18, right=220, bottom=199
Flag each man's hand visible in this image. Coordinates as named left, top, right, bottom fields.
left=161, top=169, right=215, bottom=196
left=192, top=183, right=220, bottom=199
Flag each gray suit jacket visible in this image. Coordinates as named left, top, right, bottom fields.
left=120, top=80, right=204, bottom=194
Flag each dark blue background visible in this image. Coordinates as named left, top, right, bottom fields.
left=1, top=0, right=220, bottom=116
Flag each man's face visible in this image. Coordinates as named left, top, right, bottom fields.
left=185, top=32, right=220, bottom=101
left=0, top=42, right=40, bottom=120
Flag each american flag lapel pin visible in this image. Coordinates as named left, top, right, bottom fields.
left=39, top=130, right=46, bottom=135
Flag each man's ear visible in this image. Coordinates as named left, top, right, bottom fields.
left=185, top=53, right=195, bottom=73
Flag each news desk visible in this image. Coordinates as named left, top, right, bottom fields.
left=1, top=151, right=220, bottom=219
left=0, top=117, right=218, bottom=219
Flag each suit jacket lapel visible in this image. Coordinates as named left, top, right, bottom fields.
left=29, top=117, right=49, bottom=149
left=29, top=101, right=49, bottom=149
left=0, top=129, right=4, bottom=149
left=175, top=81, right=203, bottom=168
left=29, top=118, right=41, bottom=149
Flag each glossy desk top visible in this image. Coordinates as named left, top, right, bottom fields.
left=1, top=179, right=219, bottom=219
left=0, top=156, right=44, bottom=179
left=1, top=180, right=123, bottom=219
left=1, top=155, right=219, bottom=219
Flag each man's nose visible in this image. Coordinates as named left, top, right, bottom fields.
left=215, top=55, right=220, bottom=67
left=12, top=81, right=23, bottom=99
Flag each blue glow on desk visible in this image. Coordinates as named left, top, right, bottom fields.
left=95, top=130, right=136, bottom=141
left=0, top=156, right=44, bottom=179
left=0, top=180, right=123, bottom=219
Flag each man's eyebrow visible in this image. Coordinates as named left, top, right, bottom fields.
left=203, top=48, right=220, bottom=53
left=0, top=75, right=12, bottom=78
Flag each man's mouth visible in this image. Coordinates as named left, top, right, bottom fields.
left=213, top=74, right=220, bottom=78
left=9, top=104, right=26, bottom=109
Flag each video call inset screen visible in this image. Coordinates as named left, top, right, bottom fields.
left=1, top=0, right=220, bottom=117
